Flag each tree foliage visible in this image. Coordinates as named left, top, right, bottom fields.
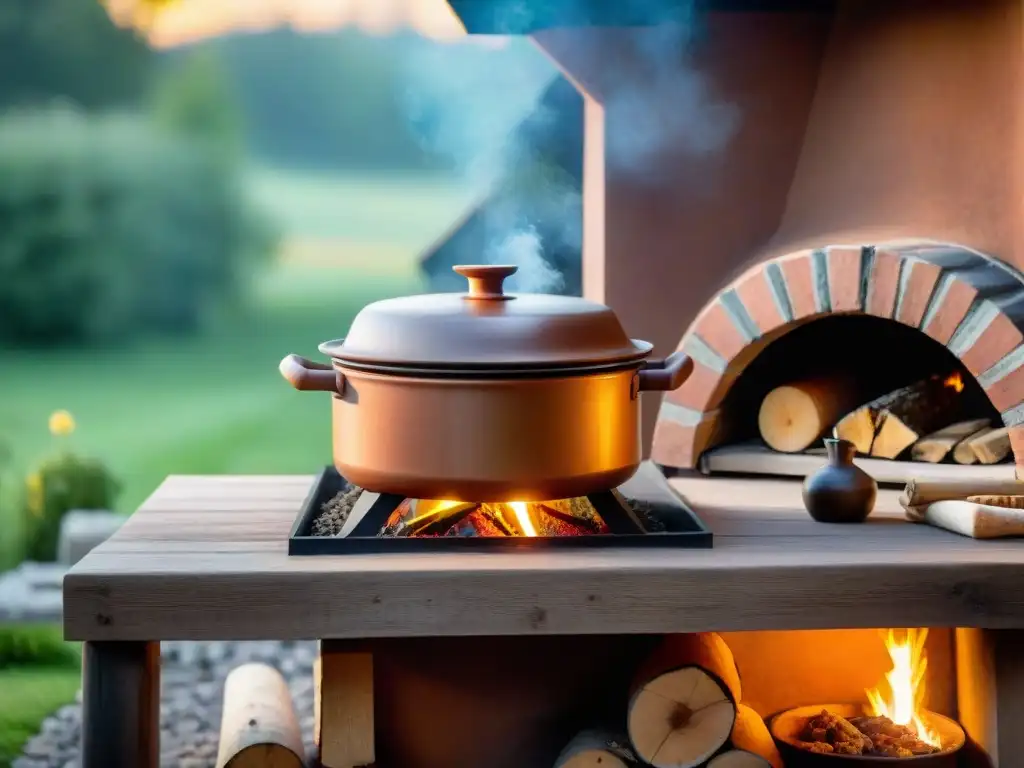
left=0, top=0, right=154, bottom=109
left=0, top=106, right=276, bottom=347
left=150, top=48, right=244, bottom=158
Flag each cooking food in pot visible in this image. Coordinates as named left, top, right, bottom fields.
left=279, top=264, right=694, bottom=502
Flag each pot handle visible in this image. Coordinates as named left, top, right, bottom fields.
left=279, top=354, right=344, bottom=394
left=637, top=351, right=694, bottom=392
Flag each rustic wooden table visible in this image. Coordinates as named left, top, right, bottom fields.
left=63, top=462, right=1024, bottom=768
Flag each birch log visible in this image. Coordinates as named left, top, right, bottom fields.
left=757, top=379, right=859, bottom=453
left=554, top=729, right=638, bottom=767
left=215, top=663, right=305, bottom=768
left=627, top=633, right=741, bottom=768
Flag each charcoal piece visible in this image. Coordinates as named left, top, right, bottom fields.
left=312, top=484, right=363, bottom=537
left=625, top=498, right=667, bottom=533
left=537, top=503, right=603, bottom=535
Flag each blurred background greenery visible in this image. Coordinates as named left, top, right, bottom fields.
left=0, top=3, right=578, bottom=760
left=0, top=0, right=574, bottom=570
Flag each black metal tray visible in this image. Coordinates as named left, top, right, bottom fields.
left=288, top=464, right=712, bottom=555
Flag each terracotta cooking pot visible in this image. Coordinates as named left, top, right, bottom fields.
left=279, top=264, right=693, bottom=502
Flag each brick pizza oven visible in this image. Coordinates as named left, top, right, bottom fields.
left=459, top=0, right=1024, bottom=477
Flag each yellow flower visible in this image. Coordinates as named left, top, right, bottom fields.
left=25, top=472, right=44, bottom=517
left=49, top=410, right=76, bottom=437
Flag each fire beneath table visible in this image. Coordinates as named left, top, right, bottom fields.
left=380, top=497, right=610, bottom=538
left=865, top=628, right=940, bottom=748
left=778, top=627, right=966, bottom=759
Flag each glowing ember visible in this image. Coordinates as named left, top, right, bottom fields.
left=380, top=497, right=603, bottom=538
left=508, top=501, right=538, bottom=537
left=865, top=628, right=941, bottom=748
left=944, top=371, right=965, bottom=393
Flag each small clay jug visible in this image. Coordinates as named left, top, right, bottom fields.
left=802, top=438, right=877, bottom=523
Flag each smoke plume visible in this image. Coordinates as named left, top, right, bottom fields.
left=398, top=0, right=742, bottom=293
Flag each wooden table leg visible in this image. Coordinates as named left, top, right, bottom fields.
left=81, top=641, right=160, bottom=768
left=956, top=628, right=1024, bottom=767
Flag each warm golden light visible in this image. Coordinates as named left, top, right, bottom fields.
left=508, top=501, right=538, bottom=537
left=944, top=371, right=965, bottom=393
left=865, top=629, right=941, bottom=748
left=102, top=0, right=470, bottom=47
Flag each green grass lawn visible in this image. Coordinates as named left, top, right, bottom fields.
left=0, top=624, right=81, bottom=768
left=0, top=167, right=475, bottom=568
left=0, top=667, right=81, bottom=767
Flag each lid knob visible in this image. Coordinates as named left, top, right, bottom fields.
left=454, top=264, right=518, bottom=301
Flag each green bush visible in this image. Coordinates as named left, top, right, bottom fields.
left=22, top=411, right=119, bottom=562
left=0, top=624, right=79, bottom=670
left=150, top=48, right=243, bottom=159
left=0, top=104, right=277, bottom=346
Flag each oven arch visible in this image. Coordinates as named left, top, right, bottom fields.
left=650, top=241, right=1024, bottom=476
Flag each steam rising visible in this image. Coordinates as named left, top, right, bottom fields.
left=601, top=22, right=742, bottom=182
left=400, top=1, right=742, bottom=292
left=486, top=226, right=564, bottom=294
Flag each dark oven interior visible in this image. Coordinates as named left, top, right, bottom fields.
left=709, top=315, right=1003, bottom=469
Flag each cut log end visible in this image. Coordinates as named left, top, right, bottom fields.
left=911, top=419, right=991, bottom=464
left=952, top=425, right=993, bottom=465
left=833, top=408, right=875, bottom=454
left=556, top=752, right=631, bottom=768
left=708, top=750, right=774, bottom=768
left=628, top=666, right=736, bottom=768
left=758, top=379, right=858, bottom=453
left=871, top=411, right=920, bottom=459
left=970, top=427, right=1012, bottom=465
left=758, top=385, right=817, bottom=453
left=554, top=729, right=637, bottom=768
left=835, top=373, right=970, bottom=459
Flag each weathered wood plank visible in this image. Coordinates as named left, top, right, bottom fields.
left=62, top=465, right=1024, bottom=641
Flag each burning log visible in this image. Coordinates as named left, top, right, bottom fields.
left=214, top=663, right=305, bottom=768
left=833, top=373, right=966, bottom=459
left=386, top=499, right=478, bottom=536
left=757, top=378, right=860, bottom=453
left=910, top=419, right=991, bottom=463
left=553, top=729, right=639, bottom=768
left=707, top=704, right=783, bottom=768
left=627, top=633, right=742, bottom=768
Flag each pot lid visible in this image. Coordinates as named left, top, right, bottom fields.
left=319, top=265, right=652, bottom=369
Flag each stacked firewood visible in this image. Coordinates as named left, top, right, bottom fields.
left=554, top=633, right=781, bottom=768
left=757, top=372, right=1010, bottom=464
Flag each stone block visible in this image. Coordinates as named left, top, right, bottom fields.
left=57, top=509, right=124, bottom=566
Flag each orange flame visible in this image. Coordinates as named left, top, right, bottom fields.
left=865, top=628, right=941, bottom=748
left=944, top=372, right=965, bottom=393
left=508, top=501, right=538, bottom=537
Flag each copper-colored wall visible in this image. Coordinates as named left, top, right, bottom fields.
left=770, top=0, right=1024, bottom=263
left=535, top=0, right=1024, bottom=454
left=534, top=13, right=833, bottom=452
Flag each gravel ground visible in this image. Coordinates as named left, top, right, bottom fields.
left=13, top=640, right=318, bottom=768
